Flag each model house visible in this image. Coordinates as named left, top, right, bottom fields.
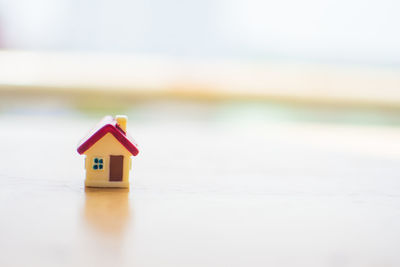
left=77, top=115, right=139, bottom=188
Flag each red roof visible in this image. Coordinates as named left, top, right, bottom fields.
left=77, top=116, right=139, bottom=156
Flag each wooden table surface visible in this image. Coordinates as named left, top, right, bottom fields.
left=1, top=103, right=400, bottom=267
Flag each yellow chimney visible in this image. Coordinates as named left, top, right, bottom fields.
left=116, top=115, right=127, bottom=132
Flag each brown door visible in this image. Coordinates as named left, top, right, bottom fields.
left=109, top=155, right=124, bottom=181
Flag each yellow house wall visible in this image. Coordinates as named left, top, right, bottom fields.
left=83, top=133, right=132, bottom=188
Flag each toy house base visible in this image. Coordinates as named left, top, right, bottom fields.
left=85, top=179, right=129, bottom=188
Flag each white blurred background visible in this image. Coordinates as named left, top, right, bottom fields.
left=0, top=0, right=400, bottom=122
left=0, top=0, right=399, bottom=65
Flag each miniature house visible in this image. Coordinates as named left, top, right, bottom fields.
left=77, top=115, right=139, bottom=188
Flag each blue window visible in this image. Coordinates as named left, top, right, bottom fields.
left=93, top=157, right=104, bottom=170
